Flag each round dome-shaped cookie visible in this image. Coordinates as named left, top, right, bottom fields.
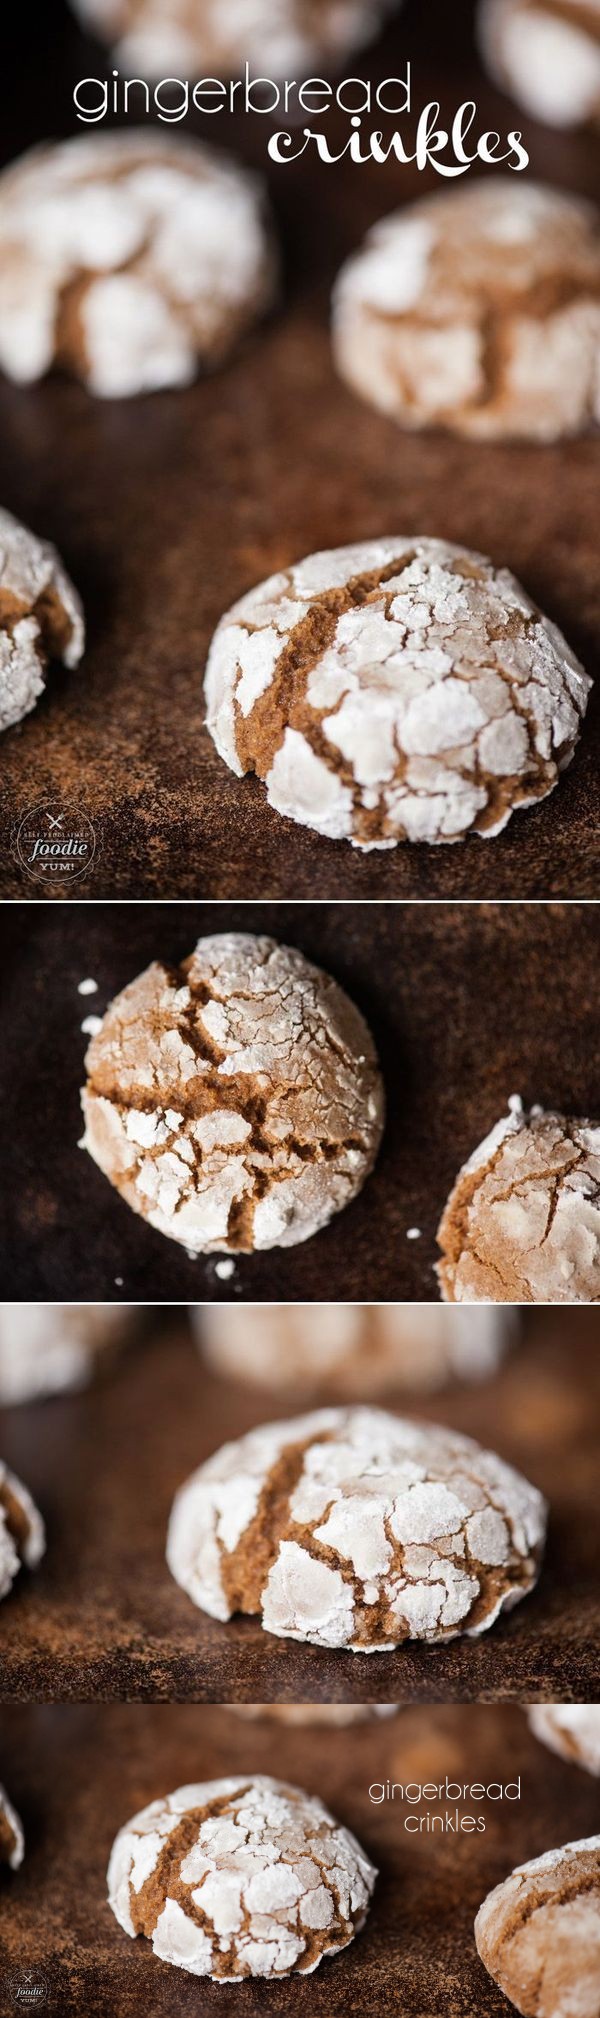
left=70, top=0, right=399, bottom=76
left=0, top=1304, right=134, bottom=1406
left=332, top=181, right=600, bottom=441
left=0, top=1786, right=24, bottom=1869
left=0, top=1462, right=45, bottom=1601
left=107, top=1775, right=376, bottom=1979
left=205, top=537, right=591, bottom=849
left=0, top=508, right=84, bottom=733
left=437, top=1099, right=600, bottom=1304
left=206, top=537, right=590, bottom=850
left=478, top=0, right=600, bottom=130
left=166, top=1406, right=547, bottom=1651
left=0, top=131, right=276, bottom=398
left=528, top=1706, right=600, bottom=1777
left=81, top=933, right=383, bottom=1255
left=475, top=1837, right=600, bottom=2018
left=195, top=1304, right=514, bottom=1395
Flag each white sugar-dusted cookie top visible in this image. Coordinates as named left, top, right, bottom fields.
left=0, top=1461, right=46, bottom=1602
left=0, top=1304, right=133, bottom=1405
left=0, top=507, right=84, bottom=733
left=70, top=0, right=399, bottom=75
left=475, top=1836, right=600, bottom=2018
left=478, top=0, right=600, bottom=128
left=166, top=1405, right=547, bottom=1652
left=333, top=180, right=600, bottom=441
left=107, top=1774, right=376, bottom=1980
left=0, top=131, right=276, bottom=397
left=195, top=1303, right=515, bottom=1395
left=529, top=1706, right=600, bottom=1777
left=438, top=1098, right=600, bottom=1303
left=205, top=535, right=590, bottom=850
left=81, top=933, right=383, bottom=1255
left=0, top=1786, right=24, bottom=1870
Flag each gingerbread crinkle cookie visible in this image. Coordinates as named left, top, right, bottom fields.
left=0, top=1462, right=45, bottom=1601
left=0, top=1787, right=24, bottom=1870
left=0, top=508, right=84, bottom=732
left=166, top=1406, right=547, bottom=1652
left=205, top=537, right=590, bottom=850
left=528, top=1706, right=600, bottom=1777
left=107, top=1775, right=376, bottom=1979
left=437, top=1098, right=600, bottom=1303
left=195, top=1303, right=514, bottom=1395
left=69, top=0, right=400, bottom=76
left=333, top=180, right=600, bottom=441
left=475, top=1836, right=600, bottom=2018
left=0, top=131, right=276, bottom=398
left=81, top=933, right=383, bottom=1254
left=478, top=0, right=600, bottom=130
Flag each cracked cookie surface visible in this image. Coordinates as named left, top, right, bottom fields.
left=0, top=1786, right=24, bottom=1870
left=69, top=0, right=400, bottom=75
left=528, top=1707, right=600, bottom=1777
left=205, top=536, right=590, bottom=849
left=478, top=0, right=600, bottom=129
left=0, top=131, right=276, bottom=398
left=332, top=181, right=600, bottom=440
left=437, top=1098, right=600, bottom=1304
left=81, top=932, right=383, bottom=1255
left=0, top=1461, right=45, bottom=1603
left=107, top=1775, right=376, bottom=1979
left=475, top=1836, right=600, bottom=2018
left=0, top=1305, right=134, bottom=1406
left=196, top=1304, right=514, bottom=1396
left=166, top=1405, right=546, bottom=1651
left=0, top=507, right=84, bottom=732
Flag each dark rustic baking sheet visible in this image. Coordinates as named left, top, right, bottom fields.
left=1, top=1703, right=599, bottom=2016
left=0, top=1, right=598, bottom=900
left=0, top=1308, right=597, bottom=1703
left=1, top=901, right=598, bottom=1302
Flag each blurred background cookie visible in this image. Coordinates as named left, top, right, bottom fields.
left=0, top=132, right=276, bottom=398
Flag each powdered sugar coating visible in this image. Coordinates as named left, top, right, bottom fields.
left=81, top=933, right=383, bottom=1255
left=0, top=507, right=84, bottom=732
left=0, top=1461, right=46, bottom=1602
left=479, top=0, right=600, bottom=129
left=333, top=180, right=600, bottom=441
left=107, top=1775, right=376, bottom=1980
left=437, top=1099, right=600, bottom=1303
left=528, top=1707, right=600, bottom=1777
left=0, top=1786, right=24, bottom=1870
left=205, top=536, right=590, bottom=849
left=195, top=1303, right=515, bottom=1395
left=0, top=131, right=276, bottom=398
left=475, top=1836, right=600, bottom=2018
left=166, top=1405, right=546, bottom=1652
left=70, top=0, right=399, bottom=76
left=0, top=1305, right=133, bottom=1406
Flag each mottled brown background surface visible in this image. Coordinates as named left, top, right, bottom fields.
left=0, top=1308, right=597, bottom=1702
left=1, top=1704, right=599, bottom=2014
left=0, top=0, right=598, bottom=898
left=1, top=902, right=598, bottom=1301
